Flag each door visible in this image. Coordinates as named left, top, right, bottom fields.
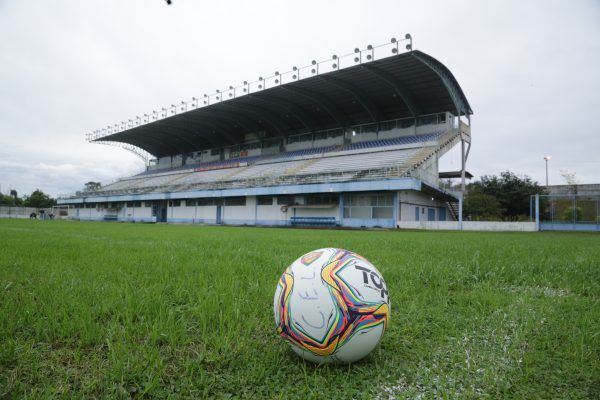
left=154, top=203, right=168, bottom=222
left=427, top=208, right=435, bottom=221
left=216, top=205, right=222, bottom=224
left=439, top=207, right=446, bottom=221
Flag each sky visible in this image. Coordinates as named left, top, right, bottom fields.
left=0, top=0, right=599, bottom=197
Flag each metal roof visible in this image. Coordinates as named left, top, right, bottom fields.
left=92, top=48, right=472, bottom=158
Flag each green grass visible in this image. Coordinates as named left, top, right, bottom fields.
left=0, top=219, right=598, bottom=399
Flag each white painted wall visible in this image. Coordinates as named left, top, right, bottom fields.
left=398, top=190, right=450, bottom=222
left=222, top=197, right=256, bottom=224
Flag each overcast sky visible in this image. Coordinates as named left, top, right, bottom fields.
left=0, top=0, right=598, bottom=197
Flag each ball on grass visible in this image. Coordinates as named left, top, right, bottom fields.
left=273, top=248, right=390, bottom=364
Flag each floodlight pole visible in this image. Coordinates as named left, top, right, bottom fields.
left=544, top=156, right=550, bottom=188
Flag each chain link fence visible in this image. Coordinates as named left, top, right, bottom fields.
left=534, top=194, right=600, bottom=231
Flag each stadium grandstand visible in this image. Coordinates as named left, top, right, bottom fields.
left=58, top=35, right=473, bottom=228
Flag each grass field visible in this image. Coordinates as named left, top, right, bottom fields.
left=0, top=219, right=598, bottom=399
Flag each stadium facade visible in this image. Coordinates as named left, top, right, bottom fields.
left=58, top=36, right=473, bottom=228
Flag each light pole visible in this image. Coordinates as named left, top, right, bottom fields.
left=543, top=155, right=551, bottom=187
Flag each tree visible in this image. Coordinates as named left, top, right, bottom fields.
left=464, top=190, right=505, bottom=221
left=562, top=206, right=583, bottom=222
left=466, top=171, right=546, bottom=221
left=23, top=189, right=55, bottom=208
left=84, top=181, right=101, bottom=192
left=0, top=190, right=22, bottom=206
left=0, top=194, right=14, bottom=206
left=560, top=170, right=578, bottom=194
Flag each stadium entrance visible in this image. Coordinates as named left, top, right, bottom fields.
left=153, top=202, right=168, bottom=223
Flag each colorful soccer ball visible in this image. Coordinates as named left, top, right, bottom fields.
left=273, top=248, right=390, bottom=364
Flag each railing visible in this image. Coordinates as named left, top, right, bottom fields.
left=534, top=194, right=600, bottom=231
left=59, top=128, right=465, bottom=201
left=85, top=35, right=413, bottom=144
left=59, top=158, right=426, bottom=200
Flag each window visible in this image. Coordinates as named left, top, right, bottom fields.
left=264, top=138, right=282, bottom=148
left=287, top=133, right=311, bottom=144
left=379, top=120, right=397, bottom=131
left=399, top=118, right=415, bottom=128
left=313, top=132, right=327, bottom=141
left=129, top=201, right=141, bottom=208
left=168, top=200, right=181, bottom=207
left=196, top=198, right=213, bottom=206
left=305, top=194, right=339, bottom=206
left=361, top=123, right=377, bottom=133
left=417, top=115, right=437, bottom=126
left=211, top=148, right=221, bottom=156
left=343, top=193, right=394, bottom=220
left=144, top=201, right=152, bottom=207
left=196, top=198, right=223, bottom=206
left=224, top=197, right=246, bottom=206
left=373, top=207, right=393, bottom=219
left=277, top=196, right=295, bottom=205
left=327, top=129, right=344, bottom=138
left=257, top=196, right=273, bottom=206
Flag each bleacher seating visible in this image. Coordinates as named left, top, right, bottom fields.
left=92, top=131, right=450, bottom=196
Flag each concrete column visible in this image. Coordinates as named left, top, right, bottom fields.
left=338, top=193, right=344, bottom=225
left=458, top=194, right=463, bottom=231
left=535, top=194, right=540, bottom=231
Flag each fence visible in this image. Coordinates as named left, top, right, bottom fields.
left=0, top=207, right=39, bottom=219
left=533, top=194, right=600, bottom=231
left=397, top=221, right=536, bottom=231
left=0, top=206, right=69, bottom=219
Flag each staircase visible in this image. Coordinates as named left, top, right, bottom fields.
left=446, top=201, right=459, bottom=221
left=282, top=157, right=321, bottom=176
left=403, top=130, right=462, bottom=180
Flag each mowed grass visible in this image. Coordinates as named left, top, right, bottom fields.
left=0, top=220, right=598, bottom=399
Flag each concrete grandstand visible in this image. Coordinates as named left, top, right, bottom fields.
left=58, top=36, right=473, bottom=228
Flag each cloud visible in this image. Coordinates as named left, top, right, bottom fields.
left=0, top=0, right=599, bottom=198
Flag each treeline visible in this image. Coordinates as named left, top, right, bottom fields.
left=0, top=189, right=56, bottom=208
left=463, top=171, right=546, bottom=221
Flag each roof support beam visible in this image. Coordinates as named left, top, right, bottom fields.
left=279, top=85, right=350, bottom=127
left=218, top=101, right=291, bottom=136
left=172, top=115, right=240, bottom=146
left=153, top=120, right=221, bottom=149
left=411, top=52, right=470, bottom=116
left=360, top=64, right=421, bottom=117
left=248, top=93, right=316, bottom=133
left=318, top=75, right=385, bottom=122
left=198, top=109, right=263, bottom=136
left=105, top=126, right=186, bottom=156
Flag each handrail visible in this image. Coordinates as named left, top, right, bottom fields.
left=59, top=137, right=461, bottom=200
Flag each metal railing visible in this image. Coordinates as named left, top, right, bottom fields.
left=534, top=194, right=600, bottom=231
left=85, top=35, right=413, bottom=144
left=59, top=129, right=464, bottom=201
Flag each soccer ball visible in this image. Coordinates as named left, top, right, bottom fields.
left=273, top=248, right=390, bottom=364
